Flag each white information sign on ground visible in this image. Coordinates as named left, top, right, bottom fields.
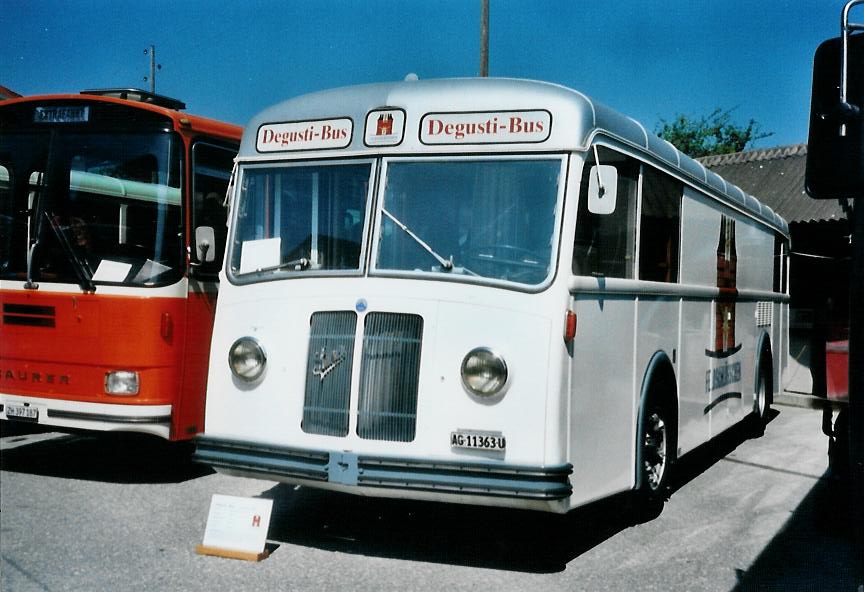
left=197, top=494, right=273, bottom=561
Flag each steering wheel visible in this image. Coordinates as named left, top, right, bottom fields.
left=115, top=242, right=153, bottom=260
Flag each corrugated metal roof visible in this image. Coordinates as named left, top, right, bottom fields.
left=698, top=144, right=848, bottom=224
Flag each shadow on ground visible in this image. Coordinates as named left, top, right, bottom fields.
left=731, top=469, right=859, bottom=591
left=0, top=421, right=212, bottom=484
left=258, top=413, right=781, bottom=573
left=261, top=483, right=637, bottom=573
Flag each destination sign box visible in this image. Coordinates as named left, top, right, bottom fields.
left=34, top=105, right=90, bottom=124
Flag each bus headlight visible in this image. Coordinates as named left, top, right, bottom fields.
left=229, top=337, right=267, bottom=382
left=461, top=347, right=508, bottom=396
left=105, top=370, right=139, bottom=396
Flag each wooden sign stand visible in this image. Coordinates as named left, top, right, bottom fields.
left=195, top=544, right=270, bottom=563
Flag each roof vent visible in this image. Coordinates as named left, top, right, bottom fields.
left=80, top=88, right=186, bottom=110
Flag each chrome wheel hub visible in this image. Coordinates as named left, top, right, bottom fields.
left=644, top=412, right=667, bottom=491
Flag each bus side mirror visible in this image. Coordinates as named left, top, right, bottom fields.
left=805, top=32, right=864, bottom=199
left=587, top=165, right=618, bottom=214
left=195, top=226, right=216, bottom=263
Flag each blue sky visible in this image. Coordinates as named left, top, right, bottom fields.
left=1, top=0, right=851, bottom=149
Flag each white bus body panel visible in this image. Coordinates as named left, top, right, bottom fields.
left=202, top=278, right=573, bottom=511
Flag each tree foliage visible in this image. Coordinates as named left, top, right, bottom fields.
left=655, top=108, right=773, bottom=159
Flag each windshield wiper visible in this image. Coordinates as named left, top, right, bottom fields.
left=24, top=240, right=39, bottom=289
left=381, top=207, right=456, bottom=271
left=45, top=212, right=96, bottom=292
left=248, top=257, right=311, bottom=274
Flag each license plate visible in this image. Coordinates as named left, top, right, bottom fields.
left=450, top=430, right=506, bottom=451
left=5, top=404, right=39, bottom=422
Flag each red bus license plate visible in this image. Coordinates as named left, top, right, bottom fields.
left=6, top=404, right=39, bottom=422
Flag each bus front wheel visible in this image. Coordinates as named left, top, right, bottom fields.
left=634, top=394, right=677, bottom=521
left=641, top=403, right=672, bottom=497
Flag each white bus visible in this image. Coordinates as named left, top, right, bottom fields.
left=195, top=78, right=789, bottom=513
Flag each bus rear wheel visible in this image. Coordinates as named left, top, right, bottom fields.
left=751, top=363, right=771, bottom=437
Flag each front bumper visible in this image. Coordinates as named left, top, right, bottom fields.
left=0, top=394, right=171, bottom=438
left=194, top=436, right=573, bottom=501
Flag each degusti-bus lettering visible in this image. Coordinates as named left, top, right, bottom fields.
left=425, top=115, right=545, bottom=140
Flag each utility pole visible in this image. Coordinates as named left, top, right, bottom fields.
left=480, top=0, right=489, bottom=77
left=143, top=45, right=160, bottom=94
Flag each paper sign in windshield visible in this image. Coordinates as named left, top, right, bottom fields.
left=92, top=260, right=132, bottom=282
left=257, top=118, right=352, bottom=152
left=420, top=110, right=551, bottom=145
left=239, top=237, right=281, bottom=274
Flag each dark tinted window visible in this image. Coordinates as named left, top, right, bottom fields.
left=573, top=146, right=639, bottom=278
left=639, top=166, right=682, bottom=282
left=192, top=142, right=237, bottom=276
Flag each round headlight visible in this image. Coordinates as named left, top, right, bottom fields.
left=461, top=347, right=508, bottom=396
left=228, top=337, right=267, bottom=382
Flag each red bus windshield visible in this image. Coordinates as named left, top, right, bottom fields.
left=1, top=126, right=184, bottom=288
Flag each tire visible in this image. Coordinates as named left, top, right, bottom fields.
left=751, top=362, right=771, bottom=437
left=629, top=399, right=676, bottom=522
left=640, top=403, right=672, bottom=497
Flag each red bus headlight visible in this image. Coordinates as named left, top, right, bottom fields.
left=105, top=370, right=140, bottom=396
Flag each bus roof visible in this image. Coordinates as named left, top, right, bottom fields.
left=1, top=91, right=242, bottom=141
left=240, top=77, right=788, bottom=235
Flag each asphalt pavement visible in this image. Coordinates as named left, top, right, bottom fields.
left=1, top=404, right=859, bottom=591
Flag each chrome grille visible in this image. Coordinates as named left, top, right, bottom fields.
left=357, top=313, right=423, bottom=442
left=302, top=311, right=357, bottom=436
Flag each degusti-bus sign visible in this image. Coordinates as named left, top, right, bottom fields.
left=420, top=110, right=551, bottom=144
left=255, top=109, right=552, bottom=153
left=256, top=118, right=353, bottom=152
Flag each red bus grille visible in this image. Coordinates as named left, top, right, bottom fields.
left=2, top=303, right=56, bottom=328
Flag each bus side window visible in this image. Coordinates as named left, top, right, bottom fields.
left=639, top=166, right=682, bottom=283
left=192, top=142, right=237, bottom=276
left=572, top=146, right=639, bottom=278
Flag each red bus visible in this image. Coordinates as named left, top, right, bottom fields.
left=0, top=89, right=241, bottom=440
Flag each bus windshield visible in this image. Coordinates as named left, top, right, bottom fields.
left=376, top=158, right=562, bottom=286
left=228, top=157, right=563, bottom=287
left=230, top=162, right=372, bottom=275
left=0, top=130, right=183, bottom=287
